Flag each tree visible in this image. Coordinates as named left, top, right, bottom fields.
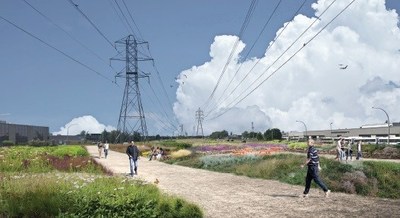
left=264, top=128, right=282, bottom=140
left=256, top=132, right=263, bottom=141
left=210, top=130, right=229, bottom=139
left=242, top=131, right=249, bottom=139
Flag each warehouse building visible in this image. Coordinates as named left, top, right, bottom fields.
left=0, top=121, right=49, bottom=144
left=287, top=123, right=400, bottom=144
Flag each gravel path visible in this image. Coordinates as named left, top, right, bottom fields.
left=86, top=146, right=400, bottom=218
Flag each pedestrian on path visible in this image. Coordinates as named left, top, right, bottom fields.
left=97, top=142, right=103, bottom=158
left=301, top=139, right=331, bottom=198
left=356, top=141, right=362, bottom=160
left=104, top=141, right=109, bottom=159
left=126, top=141, right=140, bottom=176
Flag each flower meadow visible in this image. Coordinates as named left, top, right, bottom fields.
left=165, top=141, right=400, bottom=199
left=194, top=143, right=287, bottom=156
left=0, top=145, right=203, bottom=217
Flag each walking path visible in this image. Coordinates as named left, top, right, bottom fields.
left=86, top=146, right=400, bottom=218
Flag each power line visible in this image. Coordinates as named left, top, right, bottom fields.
left=206, top=0, right=308, bottom=117
left=121, top=0, right=144, bottom=40
left=208, top=0, right=355, bottom=120
left=0, top=15, right=116, bottom=84
left=22, top=0, right=114, bottom=68
left=112, top=0, right=137, bottom=38
left=202, top=0, right=258, bottom=111
left=147, top=80, right=179, bottom=131
left=206, top=0, right=285, bottom=116
left=107, top=0, right=132, bottom=35
left=67, top=0, right=116, bottom=50
left=141, top=85, right=178, bottom=133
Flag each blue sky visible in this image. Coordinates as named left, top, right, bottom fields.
left=1, top=0, right=400, bottom=136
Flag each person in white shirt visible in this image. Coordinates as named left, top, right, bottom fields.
left=104, top=141, right=110, bottom=159
left=356, top=141, right=362, bottom=160
left=336, top=138, right=344, bottom=161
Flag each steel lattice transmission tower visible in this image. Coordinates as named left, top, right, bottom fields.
left=195, top=108, right=204, bottom=136
left=111, top=35, right=152, bottom=141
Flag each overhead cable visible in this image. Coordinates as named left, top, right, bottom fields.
left=206, top=0, right=308, bottom=117
left=201, top=0, right=258, bottom=111
left=22, top=0, right=116, bottom=70
left=206, top=0, right=284, bottom=116
left=67, top=0, right=116, bottom=50
left=208, top=0, right=355, bottom=120
left=0, top=15, right=116, bottom=84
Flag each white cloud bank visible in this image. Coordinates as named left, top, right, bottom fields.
left=173, top=0, right=400, bottom=135
left=53, top=115, right=116, bottom=135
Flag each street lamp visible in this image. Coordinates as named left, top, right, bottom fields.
left=296, top=120, right=308, bottom=143
left=66, top=124, right=78, bottom=145
left=330, top=122, right=333, bottom=138
left=372, top=107, right=390, bottom=145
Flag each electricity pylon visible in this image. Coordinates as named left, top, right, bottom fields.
left=111, top=35, right=152, bottom=141
left=195, top=108, right=204, bottom=136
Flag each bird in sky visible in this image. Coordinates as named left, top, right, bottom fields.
left=339, top=64, right=348, bottom=69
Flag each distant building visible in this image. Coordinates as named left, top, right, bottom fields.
left=287, top=122, right=400, bottom=144
left=0, top=121, right=49, bottom=144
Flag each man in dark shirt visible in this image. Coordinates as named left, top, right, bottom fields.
left=126, top=141, right=140, bottom=176
left=301, top=139, right=330, bottom=198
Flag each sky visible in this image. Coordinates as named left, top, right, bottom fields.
left=1, top=0, right=399, bottom=136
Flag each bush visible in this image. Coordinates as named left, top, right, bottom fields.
left=162, top=141, right=192, bottom=149
left=1, top=140, right=14, bottom=146
left=50, top=145, right=88, bottom=157
left=29, top=140, right=49, bottom=147
left=170, top=149, right=192, bottom=159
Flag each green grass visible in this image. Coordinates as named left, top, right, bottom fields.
left=166, top=151, right=400, bottom=199
left=0, top=145, right=203, bottom=217
left=0, top=173, right=202, bottom=218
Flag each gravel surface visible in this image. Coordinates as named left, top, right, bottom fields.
left=87, top=146, right=400, bottom=218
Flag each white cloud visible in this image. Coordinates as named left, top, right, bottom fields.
left=53, top=115, right=116, bottom=135
left=173, top=0, right=400, bottom=134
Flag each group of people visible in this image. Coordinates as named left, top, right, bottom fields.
left=336, top=138, right=362, bottom=162
left=148, top=146, right=165, bottom=161
left=97, top=141, right=110, bottom=159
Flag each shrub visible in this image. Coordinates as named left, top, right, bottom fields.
left=170, top=149, right=192, bottom=159
left=29, top=140, right=49, bottom=147
left=50, top=145, right=88, bottom=157
left=362, top=161, right=400, bottom=198
left=1, top=140, right=14, bottom=146
left=162, top=141, right=192, bottom=149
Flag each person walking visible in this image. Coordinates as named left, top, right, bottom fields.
left=97, top=142, right=103, bottom=158
left=356, top=141, right=362, bottom=160
left=126, top=141, right=140, bottom=176
left=301, top=139, right=331, bottom=198
left=335, top=138, right=344, bottom=161
left=103, top=141, right=110, bottom=159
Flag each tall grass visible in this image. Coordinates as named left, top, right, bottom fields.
left=1, top=173, right=203, bottom=217
left=0, top=146, right=203, bottom=217
left=168, top=152, right=400, bottom=199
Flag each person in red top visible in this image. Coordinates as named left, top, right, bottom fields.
left=301, top=139, right=331, bottom=198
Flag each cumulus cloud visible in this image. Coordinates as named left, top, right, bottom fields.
left=53, top=115, right=116, bottom=135
left=173, top=0, right=400, bottom=134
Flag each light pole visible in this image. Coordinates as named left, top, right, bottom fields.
left=372, top=107, right=390, bottom=144
left=66, top=124, right=78, bottom=145
left=296, top=120, right=308, bottom=143
left=330, top=122, right=333, bottom=138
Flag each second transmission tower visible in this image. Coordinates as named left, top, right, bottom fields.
left=195, top=108, right=204, bottom=136
left=111, top=35, right=152, bottom=141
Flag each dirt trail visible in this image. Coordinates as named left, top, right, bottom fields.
left=87, top=146, right=400, bottom=218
